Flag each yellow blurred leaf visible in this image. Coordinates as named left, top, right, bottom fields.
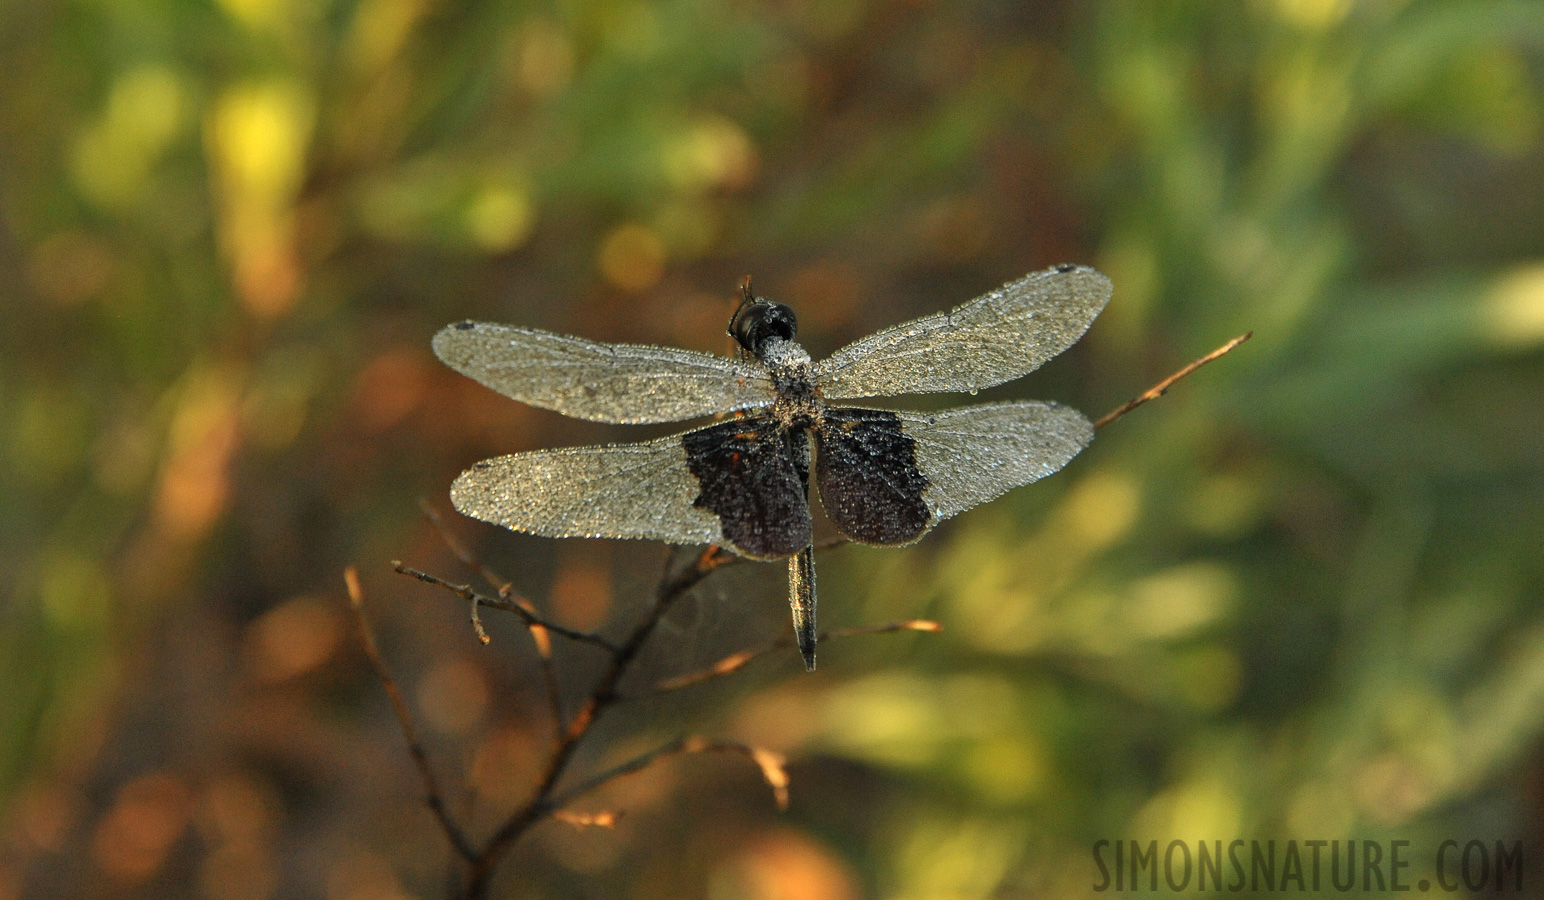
left=71, top=65, right=187, bottom=210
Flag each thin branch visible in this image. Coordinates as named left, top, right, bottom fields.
left=647, top=619, right=942, bottom=695
left=547, top=737, right=789, bottom=813
left=345, top=567, right=477, bottom=862
left=1094, top=332, right=1252, bottom=431
left=393, top=562, right=620, bottom=654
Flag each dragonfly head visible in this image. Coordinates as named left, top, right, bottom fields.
left=729, top=278, right=798, bottom=357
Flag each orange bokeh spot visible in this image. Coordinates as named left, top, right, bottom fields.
left=91, top=773, right=194, bottom=883
left=244, top=596, right=344, bottom=682
left=725, top=830, right=861, bottom=900
left=350, top=347, right=429, bottom=433
left=598, top=224, right=666, bottom=293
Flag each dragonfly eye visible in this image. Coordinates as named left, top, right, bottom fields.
left=730, top=300, right=798, bottom=354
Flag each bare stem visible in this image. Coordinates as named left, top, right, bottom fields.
left=345, top=567, right=477, bottom=862
left=646, top=619, right=942, bottom=695
left=1094, top=332, right=1252, bottom=431
left=548, top=737, right=789, bottom=813
left=394, top=562, right=620, bottom=654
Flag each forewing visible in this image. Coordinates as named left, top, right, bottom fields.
left=434, top=321, right=776, bottom=424
left=811, top=265, right=1111, bottom=400
left=450, top=435, right=724, bottom=546
left=900, top=401, right=1094, bottom=522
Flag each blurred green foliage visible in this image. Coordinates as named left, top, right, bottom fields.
left=3, top=0, right=1544, bottom=897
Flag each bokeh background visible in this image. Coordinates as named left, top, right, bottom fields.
left=5, top=0, right=1544, bottom=897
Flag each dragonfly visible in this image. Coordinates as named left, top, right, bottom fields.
left=434, top=263, right=1112, bottom=670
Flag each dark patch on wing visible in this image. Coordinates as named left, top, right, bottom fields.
left=684, top=415, right=811, bottom=559
left=815, top=408, right=931, bottom=545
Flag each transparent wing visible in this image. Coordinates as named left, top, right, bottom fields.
left=434, top=321, right=776, bottom=424
left=450, top=434, right=724, bottom=546
left=811, top=265, right=1111, bottom=400
left=898, top=401, right=1094, bottom=522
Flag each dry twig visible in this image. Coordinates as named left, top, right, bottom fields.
left=344, top=567, right=477, bottom=862
left=549, top=736, right=790, bottom=813
left=648, top=620, right=942, bottom=694
left=1094, top=332, right=1252, bottom=430
left=393, top=562, right=620, bottom=654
